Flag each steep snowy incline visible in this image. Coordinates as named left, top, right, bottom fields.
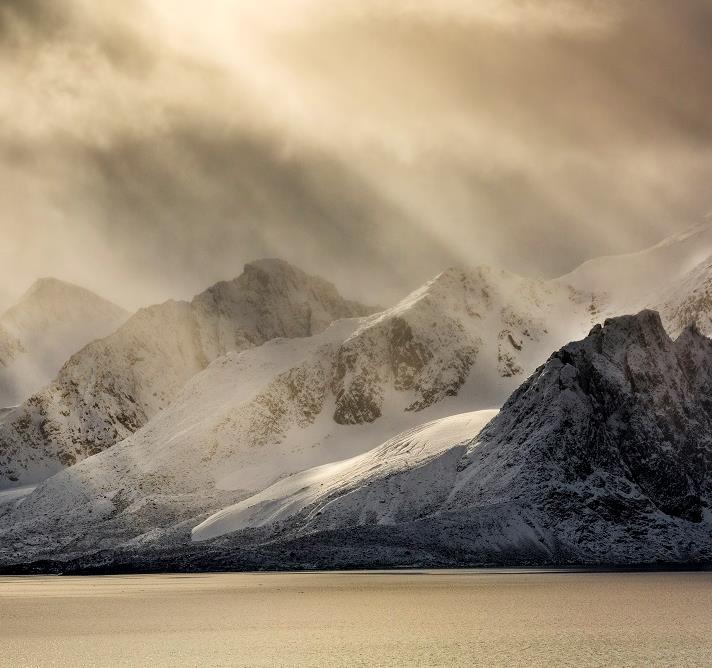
left=0, top=260, right=373, bottom=487
left=194, top=311, right=712, bottom=567
left=193, top=410, right=497, bottom=542
left=328, top=265, right=602, bottom=416
left=0, top=278, right=128, bottom=406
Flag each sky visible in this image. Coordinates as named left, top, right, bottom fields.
left=1, top=0, right=712, bottom=311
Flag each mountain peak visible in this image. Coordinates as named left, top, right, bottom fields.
left=240, top=258, right=328, bottom=293
left=197, top=259, right=375, bottom=325
left=431, top=264, right=511, bottom=287
left=20, top=277, right=102, bottom=301
left=1, top=278, right=127, bottom=341
left=243, top=257, right=298, bottom=276
left=600, top=308, right=667, bottom=342
left=0, top=278, right=129, bottom=407
left=7, top=277, right=126, bottom=317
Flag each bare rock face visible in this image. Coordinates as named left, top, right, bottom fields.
left=331, top=313, right=479, bottom=425
left=0, top=261, right=374, bottom=486
left=330, top=265, right=595, bottom=425
left=198, top=311, right=712, bottom=567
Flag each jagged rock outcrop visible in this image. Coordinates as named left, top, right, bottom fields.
left=0, top=260, right=373, bottom=486
left=194, top=311, right=712, bottom=567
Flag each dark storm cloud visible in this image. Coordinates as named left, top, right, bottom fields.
left=1, top=0, right=712, bottom=310
left=0, top=0, right=65, bottom=40
left=77, top=124, right=444, bottom=303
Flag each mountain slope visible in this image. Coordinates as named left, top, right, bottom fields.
left=196, top=311, right=712, bottom=566
left=0, top=260, right=373, bottom=487
left=648, top=257, right=712, bottom=337
left=0, top=265, right=601, bottom=564
left=0, top=326, right=23, bottom=369
left=556, top=221, right=712, bottom=340
left=0, top=278, right=128, bottom=406
left=193, top=410, right=498, bottom=542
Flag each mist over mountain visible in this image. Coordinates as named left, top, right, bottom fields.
left=0, top=260, right=373, bottom=486
left=4, top=8, right=712, bottom=668
left=0, top=278, right=127, bottom=407
left=2, top=1, right=712, bottom=311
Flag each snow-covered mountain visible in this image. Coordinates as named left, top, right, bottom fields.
left=0, top=278, right=128, bottom=407
left=0, top=265, right=602, bottom=564
left=193, top=311, right=712, bottom=567
left=649, top=257, right=712, bottom=337
left=0, top=260, right=373, bottom=487
left=552, top=222, right=712, bottom=340
left=5, top=224, right=712, bottom=493
left=5, top=225, right=712, bottom=569
left=558, top=222, right=712, bottom=313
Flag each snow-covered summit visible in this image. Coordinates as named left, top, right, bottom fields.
left=1, top=277, right=126, bottom=345
left=0, top=278, right=128, bottom=407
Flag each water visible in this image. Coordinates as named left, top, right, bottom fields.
left=1, top=570, right=710, bottom=666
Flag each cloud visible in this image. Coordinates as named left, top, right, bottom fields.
left=1, top=0, right=712, bottom=310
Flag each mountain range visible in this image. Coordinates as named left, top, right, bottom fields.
left=3, top=224, right=712, bottom=571
left=191, top=311, right=712, bottom=568
left=0, top=260, right=373, bottom=486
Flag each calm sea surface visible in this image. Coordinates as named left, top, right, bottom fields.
left=0, top=570, right=710, bottom=666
